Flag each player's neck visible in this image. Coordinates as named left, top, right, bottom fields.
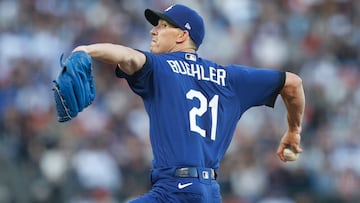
left=163, top=41, right=197, bottom=54
left=171, top=45, right=196, bottom=53
left=181, top=48, right=196, bottom=53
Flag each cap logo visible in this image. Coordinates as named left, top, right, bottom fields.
left=185, top=23, right=191, bottom=30
left=165, top=5, right=174, bottom=12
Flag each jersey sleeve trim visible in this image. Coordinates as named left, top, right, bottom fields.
left=265, top=71, right=286, bottom=108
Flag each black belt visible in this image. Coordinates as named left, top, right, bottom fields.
left=174, top=167, right=217, bottom=180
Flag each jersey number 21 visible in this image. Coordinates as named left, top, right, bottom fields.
left=186, top=89, right=219, bottom=141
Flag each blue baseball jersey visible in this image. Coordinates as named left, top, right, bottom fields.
left=116, top=51, right=285, bottom=170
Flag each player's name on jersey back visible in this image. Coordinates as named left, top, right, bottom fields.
left=166, top=59, right=226, bottom=86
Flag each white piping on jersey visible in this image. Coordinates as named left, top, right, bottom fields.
left=166, top=60, right=226, bottom=86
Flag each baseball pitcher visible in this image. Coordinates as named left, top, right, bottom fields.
left=70, top=4, right=305, bottom=203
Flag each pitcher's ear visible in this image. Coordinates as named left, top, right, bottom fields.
left=177, top=30, right=190, bottom=43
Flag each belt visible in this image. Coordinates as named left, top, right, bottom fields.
left=174, top=167, right=217, bottom=180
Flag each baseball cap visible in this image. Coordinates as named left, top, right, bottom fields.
left=144, top=4, right=205, bottom=48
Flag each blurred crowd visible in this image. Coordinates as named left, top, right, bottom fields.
left=1, top=0, right=360, bottom=202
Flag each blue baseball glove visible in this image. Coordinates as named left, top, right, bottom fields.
left=52, top=51, right=96, bottom=122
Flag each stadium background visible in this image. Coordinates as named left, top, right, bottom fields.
left=1, top=0, right=360, bottom=202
